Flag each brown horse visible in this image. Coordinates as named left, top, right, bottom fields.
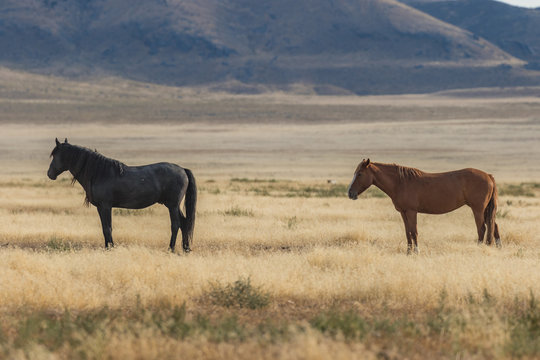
left=347, top=159, right=501, bottom=254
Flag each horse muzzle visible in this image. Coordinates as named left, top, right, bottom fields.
left=47, top=169, right=58, bottom=180
left=348, top=190, right=358, bottom=200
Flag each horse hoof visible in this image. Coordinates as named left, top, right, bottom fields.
left=407, top=247, right=419, bottom=255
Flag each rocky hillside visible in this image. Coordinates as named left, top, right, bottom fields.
left=0, top=0, right=538, bottom=94
left=401, top=0, right=540, bottom=69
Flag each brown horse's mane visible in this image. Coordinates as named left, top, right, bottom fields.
left=373, top=162, right=424, bottom=182
left=395, top=164, right=424, bottom=181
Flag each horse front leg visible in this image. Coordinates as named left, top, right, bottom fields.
left=97, top=206, right=113, bottom=249
left=400, top=211, right=419, bottom=255
left=400, top=211, right=413, bottom=255
left=409, top=211, right=419, bottom=254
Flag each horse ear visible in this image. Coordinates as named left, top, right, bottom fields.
left=55, top=138, right=60, bottom=146
left=64, top=138, right=68, bottom=143
left=361, top=158, right=371, bottom=168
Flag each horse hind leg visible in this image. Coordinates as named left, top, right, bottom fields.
left=494, top=222, right=502, bottom=248
left=411, top=228, right=419, bottom=255
left=483, top=190, right=497, bottom=246
left=473, top=209, right=486, bottom=245
left=179, top=211, right=191, bottom=253
left=168, top=206, right=181, bottom=253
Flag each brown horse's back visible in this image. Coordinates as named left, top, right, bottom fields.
left=395, top=168, right=495, bottom=214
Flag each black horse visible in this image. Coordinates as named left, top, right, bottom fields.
left=47, top=138, right=197, bottom=252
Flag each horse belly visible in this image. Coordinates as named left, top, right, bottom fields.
left=111, top=179, right=161, bottom=209
left=418, top=201, right=465, bottom=214
left=416, top=184, right=466, bottom=214
left=114, top=197, right=158, bottom=209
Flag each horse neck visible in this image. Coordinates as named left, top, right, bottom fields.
left=66, top=148, right=92, bottom=190
left=69, top=166, right=87, bottom=188
left=370, top=163, right=400, bottom=199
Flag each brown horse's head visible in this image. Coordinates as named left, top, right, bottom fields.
left=348, top=158, right=374, bottom=200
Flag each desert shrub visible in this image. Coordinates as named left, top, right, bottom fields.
left=205, top=277, right=270, bottom=309
left=46, top=236, right=75, bottom=252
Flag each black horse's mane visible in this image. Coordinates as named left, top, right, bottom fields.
left=52, top=144, right=125, bottom=205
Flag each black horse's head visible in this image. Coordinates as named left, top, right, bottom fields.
left=47, top=138, right=70, bottom=180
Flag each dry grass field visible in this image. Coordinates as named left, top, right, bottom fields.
left=1, top=71, right=540, bottom=359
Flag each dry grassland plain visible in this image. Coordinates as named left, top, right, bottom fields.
left=1, top=70, right=540, bottom=359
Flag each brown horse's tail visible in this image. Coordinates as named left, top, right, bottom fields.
left=484, top=175, right=498, bottom=245
left=182, top=168, right=197, bottom=252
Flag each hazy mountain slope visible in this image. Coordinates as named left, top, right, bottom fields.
left=401, top=0, right=540, bottom=66
left=0, top=0, right=537, bottom=94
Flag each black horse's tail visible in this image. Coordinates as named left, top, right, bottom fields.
left=182, top=168, right=197, bottom=252
left=484, top=175, right=498, bottom=246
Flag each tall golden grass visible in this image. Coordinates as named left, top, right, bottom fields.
left=1, top=178, right=539, bottom=311
left=1, top=177, right=539, bottom=359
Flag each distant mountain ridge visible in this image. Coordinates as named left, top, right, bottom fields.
left=401, top=0, right=540, bottom=68
left=0, top=0, right=538, bottom=94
